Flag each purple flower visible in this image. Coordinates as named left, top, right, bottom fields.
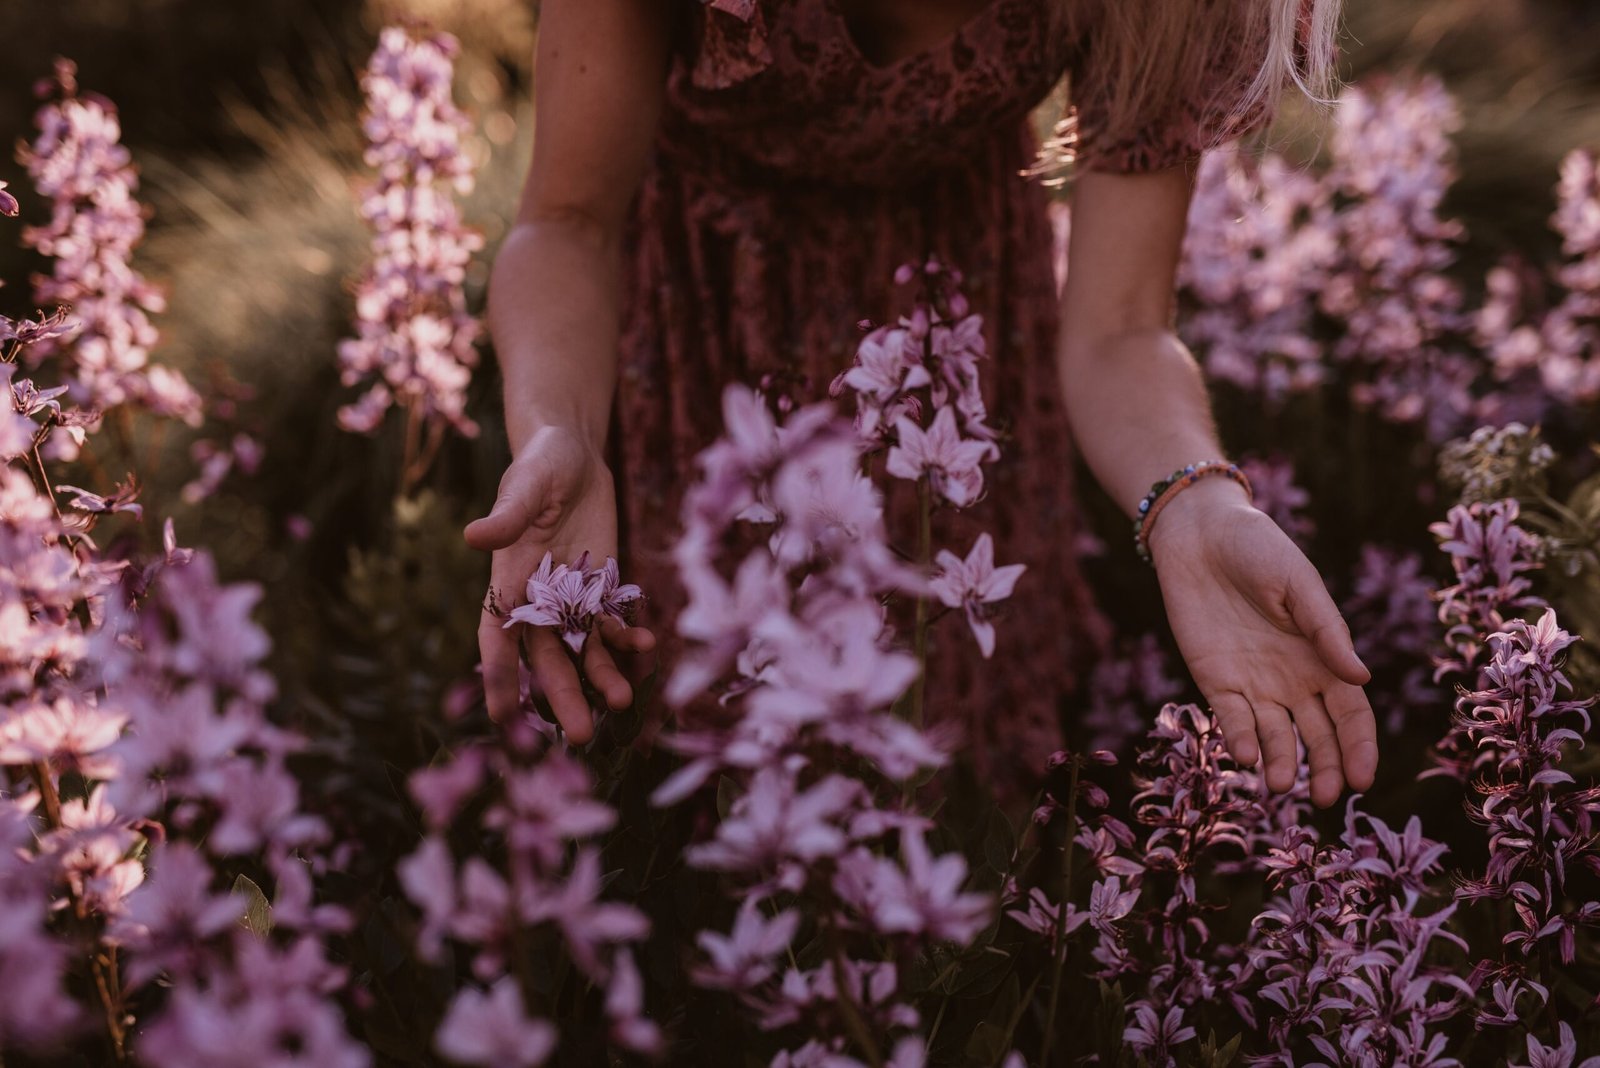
left=490, top=753, right=617, bottom=868
left=338, top=27, right=483, bottom=439
left=505, top=551, right=640, bottom=656
left=832, top=826, right=992, bottom=943
left=1512, top=1021, right=1600, bottom=1068
left=136, top=936, right=370, bottom=1068
left=434, top=978, right=556, bottom=1068
left=1005, top=886, right=1089, bottom=943
left=20, top=60, right=202, bottom=424
left=885, top=405, right=994, bottom=507
left=929, top=532, right=1025, bottom=658
left=0, top=697, right=125, bottom=778
left=1086, top=875, right=1140, bottom=939
left=518, top=848, right=650, bottom=979
left=605, top=948, right=662, bottom=1055
left=1124, top=1002, right=1197, bottom=1063
left=109, top=843, right=242, bottom=988
left=693, top=897, right=800, bottom=991
left=686, top=768, right=860, bottom=884
left=408, top=746, right=488, bottom=829
left=0, top=179, right=17, bottom=217
left=1449, top=611, right=1600, bottom=990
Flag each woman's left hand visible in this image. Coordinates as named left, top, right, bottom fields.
left=1146, top=478, right=1379, bottom=809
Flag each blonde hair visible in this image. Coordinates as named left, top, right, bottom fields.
left=1049, top=0, right=1344, bottom=165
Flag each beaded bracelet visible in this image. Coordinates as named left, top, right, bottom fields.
left=1132, top=461, right=1254, bottom=565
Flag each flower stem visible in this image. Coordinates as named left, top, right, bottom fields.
left=911, top=476, right=932, bottom=730
left=1040, top=753, right=1082, bottom=1065
left=399, top=395, right=423, bottom=499
left=825, top=919, right=883, bottom=1068
left=31, top=763, right=128, bottom=1062
left=993, top=971, right=1043, bottom=1067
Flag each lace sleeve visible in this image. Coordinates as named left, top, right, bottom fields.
left=688, top=0, right=775, bottom=90
left=1067, top=2, right=1293, bottom=173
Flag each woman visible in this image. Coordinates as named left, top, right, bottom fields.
left=464, top=0, right=1379, bottom=809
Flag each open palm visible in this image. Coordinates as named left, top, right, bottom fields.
left=1151, top=497, right=1379, bottom=809
left=465, top=425, right=655, bottom=742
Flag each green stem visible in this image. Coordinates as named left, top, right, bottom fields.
left=1040, top=754, right=1082, bottom=1065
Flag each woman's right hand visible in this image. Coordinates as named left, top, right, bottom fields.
left=464, top=424, right=656, bottom=742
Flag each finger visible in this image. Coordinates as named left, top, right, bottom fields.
left=1285, top=565, right=1372, bottom=687
left=1289, top=694, right=1344, bottom=809
left=1253, top=700, right=1299, bottom=795
left=599, top=613, right=656, bottom=654
left=464, top=461, right=550, bottom=551
left=480, top=615, right=522, bottom=724
left=584, top=626, right=634, bottom=710
left=1205, top=691, right=1260, bottom=768
left=1324, top=680, right=1379, bottom=792
left=526, top=625, right=595, bottom=744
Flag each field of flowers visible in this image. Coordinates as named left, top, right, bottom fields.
left=2, top=2, right=1600, bottom=1066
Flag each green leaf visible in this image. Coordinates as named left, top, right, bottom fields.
left=964, top=1021, right=1009, bottom=1064
left=947, top=945, right=1013, bottom=999
left=987, top=971, right=1022, bottom=1032
left=233, top=874, right=273, bottom=938
left=983, top=806, right=1016, bottom=874
left=716, top=774, right=740, bottom=819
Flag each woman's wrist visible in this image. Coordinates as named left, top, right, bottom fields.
left=504, top=390, right=608, bottom=457
left=1145, top=476, right=1255, bottom=562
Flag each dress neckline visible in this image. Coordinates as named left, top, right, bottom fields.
left=819, top=0, right=1012, bottom=73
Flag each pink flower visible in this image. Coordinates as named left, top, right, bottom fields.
left=839, top=328, right=930, bottom=406
left=1005, top=886, right=1089, bottom=943
left=686, top=767, right=861, bottom=882
left=832, top=826, right=992, bottom=943
left=1512, top=1021, right=1600, bottom=1068
left=397, top=836, right=456, bottom=961
left=21, top=60, right=202, bottom=424
left=110, top=843, right=241, bottom=987
left=408, top=746, right=489, bottom=829
left=0, top=697, right=125, bottom=778
left=434, top=978, right=556, bottom=1068
left=605, top=948, right=663, bottom=1055
left=518, top=848, right=650, bottom=979
left=491, top=754, right=616, bottom=868
left=338, top=27, right=483, bottom=439
left=505, top=551, right=638, bottom=656
left=929, top=532, right=1026, bottom=658
left=693, top=897, right=800, bottom=990
left=885, top=406, right=994, bottom=507
left=1086, top=875, right=1140, bottom=939
left=1125, top=1002, right=1197, bottom=1060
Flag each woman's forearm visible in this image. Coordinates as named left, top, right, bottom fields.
left=487, top=216, right=625, bottom=454
left=488, top=0, right=671, bottom=457
left=1053, top=168, right=1252, bottom=552
left=1056, top=326, right=1251, bottom=556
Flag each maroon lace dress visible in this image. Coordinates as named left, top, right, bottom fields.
left=611, top=0, right=1269, bottom=791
